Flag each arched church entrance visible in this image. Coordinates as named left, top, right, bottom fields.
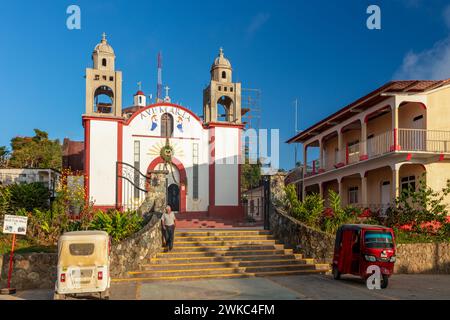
left=147, top=156, right=187, bottom=213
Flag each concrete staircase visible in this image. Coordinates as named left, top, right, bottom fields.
left=112, top=229, right=330, bottom=283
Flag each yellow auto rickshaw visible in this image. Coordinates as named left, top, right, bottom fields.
left=54, top=230, right=111, bottom=300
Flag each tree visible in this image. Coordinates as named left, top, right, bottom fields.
left=9, top=129, right=62, bottom=170
left=241, top=162, right=261, bottom=191
left=0, top=146, right=9, bottom=168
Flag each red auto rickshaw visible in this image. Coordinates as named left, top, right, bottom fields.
left=332, top=224, right=396, bottom=289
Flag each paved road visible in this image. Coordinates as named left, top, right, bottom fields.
left=2, top=274, right=450, bottom=300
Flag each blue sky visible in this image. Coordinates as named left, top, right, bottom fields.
left=1, top=0, right=450, bottom=170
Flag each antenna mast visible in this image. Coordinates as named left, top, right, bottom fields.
left=157, top=51, right=163, bottom=102
left=294, top=98, right=299, bottom=166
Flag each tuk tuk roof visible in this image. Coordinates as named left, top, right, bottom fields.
left=339, top=224, right=390, bottom=231
left=59, top=230, right=109, bottom=241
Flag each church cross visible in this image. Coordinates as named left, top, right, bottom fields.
left=164, top=85, right=170, bottom=97
left=137, top=81, right=142, bottom=91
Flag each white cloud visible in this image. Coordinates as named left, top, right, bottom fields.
left=246, top=13, right=270, bottom=38
left=393, top=36, right=450, bottom=80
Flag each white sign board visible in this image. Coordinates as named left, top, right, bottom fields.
left=2, top=215, right=28, bottom=235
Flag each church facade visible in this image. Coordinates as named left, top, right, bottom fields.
left=82, top=35, right=244, bottom=219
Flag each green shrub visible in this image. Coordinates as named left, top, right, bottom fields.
left=8, top=182, right=50, bottom=213
left=285, top=184, right=323, bottom=227
left=0, top=186, right=11, bottom=217
left=386, top=176, right=450, bottom=233
left=89, top=209, right=143, bottom=242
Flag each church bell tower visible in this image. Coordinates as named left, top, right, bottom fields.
left=85, top=33, right=123, bottom=117
left=203, top=48, right=242, bottom=123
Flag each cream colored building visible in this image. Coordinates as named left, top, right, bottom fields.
left=287, top=79, right=450, bottom=214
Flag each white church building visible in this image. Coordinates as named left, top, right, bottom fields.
left=82, top=34, right=245, bottom=220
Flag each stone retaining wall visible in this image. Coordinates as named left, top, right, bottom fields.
left=270, top=206, right=334, bottom=263
left=395, top=243, right=450, bottom=274
left=0, top=252, right=57, bottom=290
left=110, top=212, right=163, bottom=277
left=271, top=205, right=450, bottom=274
left=0, top=213, right=163, bottom=290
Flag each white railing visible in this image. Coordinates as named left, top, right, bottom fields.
left=367, top=131, right=392, bottom=158
left=398, top=129, right=450, bottom=153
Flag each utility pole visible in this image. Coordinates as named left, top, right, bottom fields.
left=294, top=99, right=299, bottom=167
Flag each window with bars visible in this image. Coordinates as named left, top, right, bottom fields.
left=193, top=143, right=199, bottom=200
left=134, top=141, right=140, bottom=198
left=401, top=175, right=416, bottom=193
left=348, top=186, right=358, bottom=204
left=161, top=113, right=174, bottom=138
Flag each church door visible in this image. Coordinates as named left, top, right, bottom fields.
left=168, top=184, right=180, bottom=212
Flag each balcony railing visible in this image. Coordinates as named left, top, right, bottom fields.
left=367, top=130, right=392, bottom=158
left=305, top=159, right=321, bottom=176
left=398, top=129, right=450, bottom=153
left=304, top=128, right=450, bottom=178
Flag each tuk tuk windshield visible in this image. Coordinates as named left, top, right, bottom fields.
left=364, top=230, right=394, bottom=249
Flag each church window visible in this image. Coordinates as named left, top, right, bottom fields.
left=139, top=96, right=142, bottom=104
left=193, top=143, right=199, bottom=200
left=109, top=76, right=114, bottom=81
left=94, top=75, right=100, bottom=80
left=102, top=76, right=107, bottom=80
left=133, top=141, right=140, bottom=199
left=224, top=87, right=228, bottom=92
left=102, top=58, right=107, bottom=67
left=230, top=87, right=233, bottom=92
left=218, top=86, right=221, bottom=91
left=161, top=113, right=174, bottom=138
left=222, top=71, right=226, bottom=79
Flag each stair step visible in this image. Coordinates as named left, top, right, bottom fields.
left=112, top=269, right=329, bottom=283
left=175, top=235, right=274, bottom=241
left=175, top=230, right=270, bottom=237
left=173, top=240, right=278, bottom=247
left=157, top=249, right=293, bottom=258
left=165, top=244, right=285, bottom=253
left=150, top=253, right=303, bottom=264
left=128, top=264, right=320, bottom=277
left=142, top=259, right=312, bottom=270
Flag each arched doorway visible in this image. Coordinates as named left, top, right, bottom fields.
left=168, top=184, right=180, bottom=211
left=147, top=156, right=187, bottom=213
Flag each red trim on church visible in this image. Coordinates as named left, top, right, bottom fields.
left=116, top=122, right=123, bottom=210
left=208, top=127, right=215, bottom=213
left=83, top=119, right=91, bottom=202
left=147, top=156, right=187, bottom=213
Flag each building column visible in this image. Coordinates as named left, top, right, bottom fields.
left=392, top=166, right=400, bottom=201
left=338, top=178, right=344, bottom=201
left=361, top=173, right=368, bottom=206
left=360, top=120, right=368, bottom=160
left=319, top=182, right=323, bottom=199
left=303, top=145, right=307, bottom=176
left=336, top=131, right=344, bottom=166
left=391, top=103, right=400, bottom=151
left=319, top=139, right=324, bottom=172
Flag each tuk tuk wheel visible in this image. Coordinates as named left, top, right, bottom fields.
left=381, top=275, right=389, bottom=289
left=53, top=293, right=66, bottom=300
left=100, top=289, right=110, bottom=300
left=332, top=265, right=341, bottom=280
